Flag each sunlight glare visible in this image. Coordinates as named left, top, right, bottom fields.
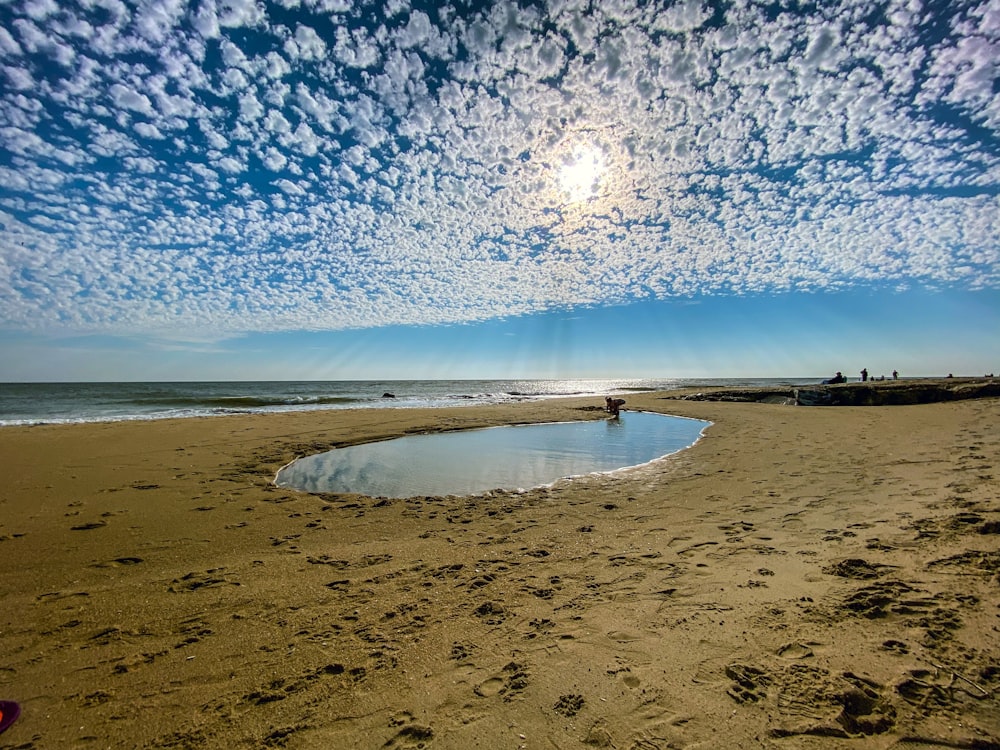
left=558, top=145, right=605, bottom=203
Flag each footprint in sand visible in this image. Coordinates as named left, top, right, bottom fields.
left=771, top=669, right=896, bottom=738
left=782, top=519, right=805, bottom=533
left=473, top=662, right=529, bottom=701
left=895, top=668, right=959, bottom=707
left=389, top=711, right=415, bottom=727
left=842, top=580, right=921, bottom=618
left=719, top=520, right=754, bottom=539
left=92, top=556, right=144, bottom=568
left=168, top=568, right=240, bottom=592
left=450, top=641, right=477, bottom=661
left=474, top=677, right=505, bottom=697
left=472, top=601, right=507, bottom=625
left=525, top=618, right=555, bottom=639
left=71, top=520, right=107, bottom=531
left=584, top=720, right=615, bottom=747
left=676, top=541, right=719, bottom=558
left=381, top=724, right=434, bottom=749
left=307, top=555, right=350, bottom=568
left=553, top=694, right=585, bottom=717
left=880, top=639, right=909, bottom=654
left=607, top=631, right=642, bottom=643
left=776, top=642, right=814, bottom=659
left=725, top=663, right=770, bottom=703
left=822, top=558, right=890, bottom=580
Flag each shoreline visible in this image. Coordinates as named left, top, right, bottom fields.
left=6, top=376, right=996, bottom=428
left=1, top=391, right=998, bottom=748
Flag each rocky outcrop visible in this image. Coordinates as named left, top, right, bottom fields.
left=678, top=388, right=796, bottom=404
left=794, top=379, right=1000, bottom=406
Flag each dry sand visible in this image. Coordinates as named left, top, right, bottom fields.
left=1, top=392, right=998, bottom=749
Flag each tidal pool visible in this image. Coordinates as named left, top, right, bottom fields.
left=274, top=411, right=710, bottom=498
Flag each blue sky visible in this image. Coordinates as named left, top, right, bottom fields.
left=1, top=0, right=998, bottom=381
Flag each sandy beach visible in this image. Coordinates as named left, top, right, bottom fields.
left=1, top=390, right=998, bottom=749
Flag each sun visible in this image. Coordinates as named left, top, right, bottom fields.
left=557, top=144, right=606, bottom=203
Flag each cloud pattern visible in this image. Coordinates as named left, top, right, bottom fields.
left=1, top=0, right=998, bottom=337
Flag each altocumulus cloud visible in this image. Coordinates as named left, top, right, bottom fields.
left=0, top=0, right=998, bottom=338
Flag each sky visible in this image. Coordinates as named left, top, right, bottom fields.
left=1, top=0, right=998, bottom=381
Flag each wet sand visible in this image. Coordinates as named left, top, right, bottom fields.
left=1, top=392, right=998, bottom=749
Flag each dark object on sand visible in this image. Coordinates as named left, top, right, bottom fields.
left=0, top=700, right=21, bottom=735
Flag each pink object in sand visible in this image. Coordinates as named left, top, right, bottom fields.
left=0, top=700, right=20, bottom=734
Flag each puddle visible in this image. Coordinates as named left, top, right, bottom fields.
left=275, top=411, right=710, bottom=498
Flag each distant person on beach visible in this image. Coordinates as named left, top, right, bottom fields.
left=892, top=370, right=898, bottom=380
left=822, top=372, right=846, bottom=384
left=860, top=368, right=868, bottom=382
left=605, top=397, right=626, bottom=416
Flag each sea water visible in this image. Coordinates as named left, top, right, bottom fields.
left=0, top=378, right=809, bottom=425
left=274, top=410, right=710, bottom=498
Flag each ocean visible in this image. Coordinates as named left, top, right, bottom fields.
left=0, top=378, right=811, bottom=426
